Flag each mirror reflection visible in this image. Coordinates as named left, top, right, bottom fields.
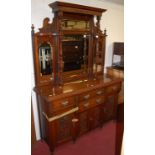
left=39, top=42, right=53, bottom=75
left=61, top=20, right=90, bottom=30
left=62, top=35, right=88, bottom=73
left=93, top=37, right=103, bottom=74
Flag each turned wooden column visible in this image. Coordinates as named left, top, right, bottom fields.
left=71, top=118, right=79, bottom=143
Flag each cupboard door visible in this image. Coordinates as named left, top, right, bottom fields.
left=104, top=94, right=118, bottom=122
left=55, top=114, right=73, bottom=144
left=89, top=106, right=101, bottom=129
left=79, top=111, right=89, bottom=135
left=79, top=105, right=102, bottom=134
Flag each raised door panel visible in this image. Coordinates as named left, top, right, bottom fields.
left=89, top=106, right=101, bottom=129
left=55, top=114, right=74, bottom=144
left=104, top=94, right=118, bottom=122
left=78, top=111, right=89, bottom=135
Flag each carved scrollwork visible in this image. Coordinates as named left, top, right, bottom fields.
left=39, top=17, right=54, bottom=33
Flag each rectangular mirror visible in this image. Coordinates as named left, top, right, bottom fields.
left=61, top=20, right=90, bottom=31
left=62, top=35, right=88, bottom=72
left=93, top=36, right=104, bottom=75
left=39, top=42, right=53, bottom=75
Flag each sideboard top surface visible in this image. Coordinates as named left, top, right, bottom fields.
left=34, top=74, right=123, bottom=101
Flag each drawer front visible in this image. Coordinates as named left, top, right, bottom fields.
left=52, top=97, right=75, bottom=111
left=106, top=84, right=121, bottom=94
left=78, top=99, right=93, bottom=112
left=93, top=88, right=105, bottom=96
left=78, top=91, right=94, bottom=102
left=94, top=96, right=105, bottom=106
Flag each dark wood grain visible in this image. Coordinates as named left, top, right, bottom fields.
left=31, top=102, right=36, bottom=147
left=32, top=1, right=123, bottom=152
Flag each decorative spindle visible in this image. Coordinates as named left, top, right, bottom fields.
left=31, top=24, right=35, bottom=35
left=104, top=29, right=107, bottom=35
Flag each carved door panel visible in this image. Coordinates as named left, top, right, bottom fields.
left=55, top=114, right=73, bottom=144
left=104, top=94, right=118, bottom=122
left=89, top=106, right=101, bottom=129
left=78, top=111, right=89, bottom=135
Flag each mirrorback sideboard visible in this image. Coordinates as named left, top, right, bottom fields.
left=32, top=1, right=123, bottom=152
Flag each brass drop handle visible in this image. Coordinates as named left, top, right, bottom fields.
left=96, top=90, right=103, bottom=95
left=84, top=94, right=90, bottom=100
left=96, top=98, right=102, bottom=104
left=61, top=100, right=69, bottom=106
left=50, top=77, right=53, bottom=80
left=84, top=102, right=89, bottom=107
left=75, top=46, right=78, bottom=49
left=72, top=118, right=79, bottom=123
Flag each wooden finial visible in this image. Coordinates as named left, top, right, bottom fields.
left=31, top=24, right=35, bottom=35
left=31, top=24, right=34, bottom=30
left=43, top=18, right=50, bottom=27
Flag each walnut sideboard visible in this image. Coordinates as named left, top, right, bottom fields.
left=34, top=75, right=123, bottom=152
left=32, top=2, right=123, bottom=153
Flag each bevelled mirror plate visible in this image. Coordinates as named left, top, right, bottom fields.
left=39, top=42, right=53, bottom=76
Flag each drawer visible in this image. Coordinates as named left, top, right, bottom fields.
left=94, top=96, right=105, bottom=105
left=93, top=88, right=105, bottom=96
left=106, top=84, right=121, bottom=94
left=78, top=91, right=93, bottom=102
left=78, top=99, right=93, bottom=112
left=51, top=97, right=75, bottom=111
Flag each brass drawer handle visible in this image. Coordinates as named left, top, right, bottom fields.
left=83, top=102, right=89, bottom=107
left=84, top=94, right=90, bottom=100
left=61, top=101, right=69, bottom=106
left=96, top=98, right=102, bottom=104
left=96, top=90, right=103, bottom=95
left=112, top=86, right=117, bottom=91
